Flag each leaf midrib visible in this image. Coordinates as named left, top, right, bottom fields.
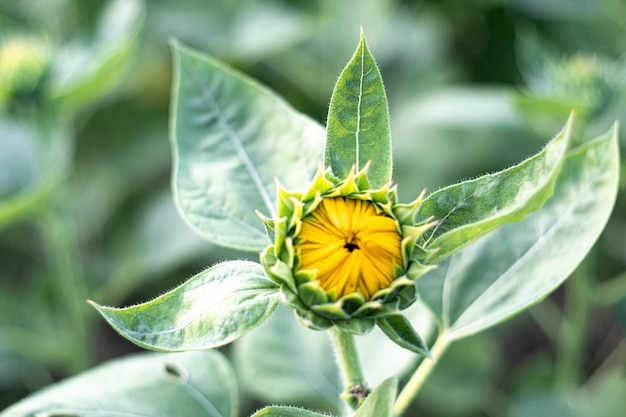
left=445, top=188, right=580, bottom=337
left=127, top=288, right=277, bottom=337
left=186, top=63, right=276, bottom=217
left=355, top=41, right=364, bottom=172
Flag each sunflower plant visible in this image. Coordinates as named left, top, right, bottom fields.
left=5, top=30, right=618, bottom=417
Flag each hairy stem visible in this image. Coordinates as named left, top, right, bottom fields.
left=393, top=330, right=451, bottom=417
left=328, top=327, right=366, bottom=412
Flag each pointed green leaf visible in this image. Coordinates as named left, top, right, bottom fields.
left=324, top=31, right=392, bottom=188
left=90, top=261, right=280, bottom=351
left=251, top=406, right=333, bottom=417
left=0, top=351, right=238, bottom=417
left=419, top=124, right=619, bottom=339
left=171, top=42, right=324, bottom=251
left=376, top=314, right=431, bottom=358
left=353, top=378, right=398, bottom=417
left=418, top=117, right=572, bottom=264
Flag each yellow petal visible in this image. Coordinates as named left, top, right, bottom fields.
left=296, top=197, right=402, bottom=300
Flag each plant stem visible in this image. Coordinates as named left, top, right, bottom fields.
left=393, top=330, right=451, bottom=417
left=40, top=198, right=91, bottom=372
left=555, top=256, right=593, bottom=389
left=594, top=270, right=626, bottom=306
left=328, top=326, right=366, bottom=412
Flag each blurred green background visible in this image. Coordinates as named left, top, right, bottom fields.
left=1, top=0, right=625, bottom=415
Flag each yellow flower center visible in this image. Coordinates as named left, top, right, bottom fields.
left=296, top=197, right=402, bottom=301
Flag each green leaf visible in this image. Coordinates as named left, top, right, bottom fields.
left=357, top=300, right=437, bottom=386
left=171, top=41, right=324, bottom=251
left=48, top=0, right=145, bottom=109
left=90, top=261, right=280, bottom=351
left=353, top=378, right=398, bottom=417
left=419, top=124, right=619, bottom=339
left=417, top=335, right=499, bottom=416
left=0, top=116, right=71, bottom=228
left=418, top=117, right=572, bottom=264
left=376, top=314, right=431, bottom=358
left=0, top=350, right=238, bottom=417
left=233, top=306, right=341, bottom=413
left=512, top=369, right=626, bottom=417
left=324, top=30, right=392, bottom=188
left=250, top=406, right=333, bottom=417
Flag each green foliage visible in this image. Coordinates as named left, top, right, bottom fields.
left=0, top=117, right=70, bottom=228
left=418, top=117, right=571, bottom=264
left=251, top=406, right=331, bottom=417
left=248, top=378, right=398, bottom=417
left=170, top=41, right=324, bottom=251
left=376, top=315, right=430, bottom=357
left=2, top=1, right=625, bottom=416
left=47, top=0, right=145, bottom=110
left=90, top=261, right=280, bottom=351
left=234, top=306, right=341, bottom=413
left=0, top=351, right=238, bottom=417
left=419, top=125, right=619, bottom=339
left=324, top=31, right=392, bottom=188
left=353, top=378, right=398, bottom=417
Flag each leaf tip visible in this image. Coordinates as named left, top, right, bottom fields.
left=168, top=37, right=181, bottom=51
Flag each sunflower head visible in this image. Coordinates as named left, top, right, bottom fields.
left=260, top=165, right=437, bottom=333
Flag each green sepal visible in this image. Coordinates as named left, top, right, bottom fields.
left=395, top=283, right=419, bottom=310
left=255, top=209, right=274, bottom=229
left=311, top=302, right=351, bottom=320
left=333, top=317, right=376, bottom=334
left=294, top=309, right=333, bottom=330
left=341, top=292, right=367, bottom=313
left=294, top=269, right=316, bottom=285
left=393, top=189, right=427, bottom=225
left=269, top=257, right=297, bottom=293
left=288, top=199, right=304, bottom=232
left=273, top=217, right=288, bottom=258
left=277, top=187, right=304, bottom=224
left=280, top=286, right=310, bottom=314
left=280, top=237, right=296, bottom=267
left=377, top=314, right=432, bottom=358
left=406, top=261, right=437, bottom=282
left=352, top=299, right=398, bottom=318
left=261, top=163, right=434, bottom=333
left=301, top=165, right=335, bottom=202
left=332, top=167, right=361, bottom=196
left=298, top=281, right=329, bottom=306
left=368, top=183, right=394, bottom=206
left=401, top=222, right=435, bottom=262
left=256, top=209, right=275, bottom=242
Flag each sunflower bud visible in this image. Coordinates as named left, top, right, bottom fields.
left=0, top=37, right=49, bottom=106
left=260, top=165, right=437, bottom=334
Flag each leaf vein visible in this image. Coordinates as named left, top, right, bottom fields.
left=450, top=196, right=578, bottom=334
left=187, top=65, right=276, bottom=217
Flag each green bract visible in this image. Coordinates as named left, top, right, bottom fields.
left=259, top=165, right=437, bottom=334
